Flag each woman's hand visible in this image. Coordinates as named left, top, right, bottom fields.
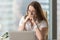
left=24, top=15, right=37, bottom=28
left=18, top=15, right=31, bottom=31
left=30, top=15, right=36, bottom=25
left=24, top=15, right=31, bottom=23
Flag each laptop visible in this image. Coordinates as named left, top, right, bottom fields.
left=9, top=31, right=36, bottom=40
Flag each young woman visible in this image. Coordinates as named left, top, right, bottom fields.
left=18, top=1, right=48, bottom=40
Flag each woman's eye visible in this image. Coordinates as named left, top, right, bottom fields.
left=31, top=13, right=33, bottom=15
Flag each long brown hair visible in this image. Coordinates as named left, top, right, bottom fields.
left=25, top=1, right=48, bottom=24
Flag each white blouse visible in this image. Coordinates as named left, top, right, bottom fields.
left=19, top=16, right=47, bottom=31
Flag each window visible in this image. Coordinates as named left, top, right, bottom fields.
left=0, top=0, right=52, bottom=40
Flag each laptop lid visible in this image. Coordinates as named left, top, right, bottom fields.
left=9, top=31, right=36, bottom=40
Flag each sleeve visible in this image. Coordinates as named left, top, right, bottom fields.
left=19, top=16, right=24, bottom=26
left=40, top=21, right=47, bottom=28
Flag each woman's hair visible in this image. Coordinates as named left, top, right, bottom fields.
left=25, top=1, right=48, bottom=23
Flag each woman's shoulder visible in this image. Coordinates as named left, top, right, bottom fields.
left=19, top=16, right=25, bottom=22
left=41, top=20, right=47, bottom=24
left=19, top=16, right=25, bottom=26
left=40, top=20, right=47, bottom=28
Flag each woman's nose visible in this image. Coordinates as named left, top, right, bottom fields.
left=29, top=11, right=33, bottom=15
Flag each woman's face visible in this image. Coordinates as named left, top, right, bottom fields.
left=28, top=5, right=37, bottom=18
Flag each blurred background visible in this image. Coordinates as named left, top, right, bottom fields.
left=0, top=0, right=50, bottom=33
left=0, top=0, right=51, bottom=40
left=0, top=0, right=59, bottom=40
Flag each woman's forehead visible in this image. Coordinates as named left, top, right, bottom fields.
left=29, top=5, right=36, bottom=11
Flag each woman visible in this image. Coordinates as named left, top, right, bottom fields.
left=18, top=1, right=48, bottom=40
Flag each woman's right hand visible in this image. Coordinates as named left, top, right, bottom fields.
left=18, top=15, right=30, bottom=31
left=24, top=15, right=30, bottom=23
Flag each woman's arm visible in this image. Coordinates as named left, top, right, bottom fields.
left=33, top=22, right=43, bottom=40
left=18, top=22, right=26, bottom=31
left=34, top=26, right=48, bottom=40
left=33, top=21, right=48, bottom=40
left=34, top=28, right=43, bottom=40
left=31, top=17, right=44, bottom=40
left=18, top=16, right=31, bottom=31
left=40, top=27, right=48, bottom=40
left=18, top=16, right=27, bottom=31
